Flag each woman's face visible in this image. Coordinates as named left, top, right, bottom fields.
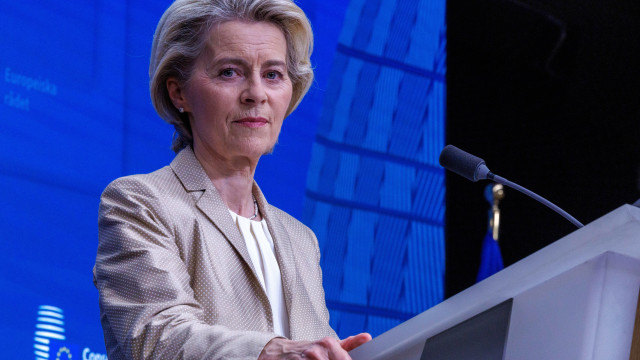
left=172, top=20, right=293, bottom=162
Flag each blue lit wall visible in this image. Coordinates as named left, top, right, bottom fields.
left=0, top=0, right=444, bottom=357
left=303, top=0, right=446, bottom=338
left=1, top=1, right=174, bottom=358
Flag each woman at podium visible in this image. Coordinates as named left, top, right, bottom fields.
left=93, top=0, right=370, bottom=358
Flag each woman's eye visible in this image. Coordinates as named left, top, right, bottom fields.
left=265, top=71, right=280, bottom=80
left=220, top=68, right=236, bottom=77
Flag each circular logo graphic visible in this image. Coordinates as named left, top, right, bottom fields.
left=56, top=346, right=72, bottom=360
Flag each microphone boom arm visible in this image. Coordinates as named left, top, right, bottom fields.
left=488, top=172, right=584, bottom=228
left=439, top=145, right=584, bottom=229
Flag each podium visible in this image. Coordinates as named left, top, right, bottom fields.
left=350, top=205, right=640, bottom=359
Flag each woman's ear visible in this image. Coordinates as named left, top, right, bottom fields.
left=167, top=77, right=188, bottom=112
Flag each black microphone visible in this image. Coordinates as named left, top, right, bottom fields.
left=439, top=145, right=491, bottom=182
left=439, top=145, right=584, bottom=228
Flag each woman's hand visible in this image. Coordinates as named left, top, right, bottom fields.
left=259, top=333, right=372, bottom=359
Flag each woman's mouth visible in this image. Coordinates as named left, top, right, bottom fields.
left=233, top=117, right=269, bottom=128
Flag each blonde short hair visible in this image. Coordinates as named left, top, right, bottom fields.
left=149, top=0, right=314, bottom=152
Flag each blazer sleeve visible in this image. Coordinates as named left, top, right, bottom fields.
left=94, top=177, right=275, bottom=360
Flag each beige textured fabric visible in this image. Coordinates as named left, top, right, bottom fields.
left=93, top=147, right=336, bottom=360
left=228, top=211, right=290, bottom=338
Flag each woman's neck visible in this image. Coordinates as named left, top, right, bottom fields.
left=192, top=145, right=260, bottom=219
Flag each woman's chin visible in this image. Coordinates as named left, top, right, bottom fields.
left=233, top=143, right=277, bottom=160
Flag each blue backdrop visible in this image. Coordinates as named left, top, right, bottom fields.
left=0, top=0, right=445, bottom=358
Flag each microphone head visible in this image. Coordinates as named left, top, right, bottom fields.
left=439, top=145, right=491, bottom=182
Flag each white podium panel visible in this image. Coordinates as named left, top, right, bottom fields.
left=350, top=205, right=640, bottom=360
left=506, top=252, right=640, bottom=359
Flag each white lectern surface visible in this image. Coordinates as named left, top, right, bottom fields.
left=350, top=204, right=640, bottom=360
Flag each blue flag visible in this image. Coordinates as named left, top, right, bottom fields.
left=476, top=230, right=504, bottom=282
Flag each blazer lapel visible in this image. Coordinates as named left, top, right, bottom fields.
left=170, top=147, right=259, bottom=280
left=254, top=183, right=302, bottom=338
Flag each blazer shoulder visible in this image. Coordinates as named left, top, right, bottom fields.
left=99, top=166, right=191, bottom=228
left=267, top=204, right=310, bottom=228
left=101, top=166, right=185, bottom=201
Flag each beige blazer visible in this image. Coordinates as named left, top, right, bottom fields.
left=94, top=147, right=336, bottom=360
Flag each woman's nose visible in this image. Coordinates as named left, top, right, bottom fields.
left=241, top=74, right=267, bottom=104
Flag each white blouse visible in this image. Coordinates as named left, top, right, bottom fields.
left=228, top=210, right=290, bottom=338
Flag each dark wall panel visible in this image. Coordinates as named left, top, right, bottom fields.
left=446, top=0, right=640, bottom=296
